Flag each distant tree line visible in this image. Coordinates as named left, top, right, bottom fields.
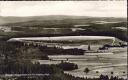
left=39, top=46, right=85, bottom=55
left=0, top=21, right=127, bottom=42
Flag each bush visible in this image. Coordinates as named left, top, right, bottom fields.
left=84, top=68, right=90, bottom=74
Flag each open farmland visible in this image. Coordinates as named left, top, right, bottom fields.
left=38, top=45, right=127, bottom=79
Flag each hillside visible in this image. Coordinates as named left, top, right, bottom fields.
left=0, top=15, right=126, bottom=26
left=0, top=15, right=127, bottom=41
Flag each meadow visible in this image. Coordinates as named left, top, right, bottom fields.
left=39, top=45, right=127, bottom=79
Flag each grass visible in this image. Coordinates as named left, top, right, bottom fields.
left=39, top=45, right=127, bottom=78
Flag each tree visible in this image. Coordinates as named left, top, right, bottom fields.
left=84, top=68, right=90, bottom=74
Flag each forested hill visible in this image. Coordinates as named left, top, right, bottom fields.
left=0, top=15, right=127, bottom=41
left=0, top=15, right=126, bottom=26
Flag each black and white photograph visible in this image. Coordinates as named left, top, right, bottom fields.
left=0, top=1, right=127, bottom=80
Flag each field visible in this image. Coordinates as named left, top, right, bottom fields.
left=8, top=36, right=115, bottom=45
left=38, top=45, right=127, bottom=79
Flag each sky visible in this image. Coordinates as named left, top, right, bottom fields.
left=0, top=1, right=127, bottom=17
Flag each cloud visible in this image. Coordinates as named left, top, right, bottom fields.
left=0, top=1, right=127, bottom=17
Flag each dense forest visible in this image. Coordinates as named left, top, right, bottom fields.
left=0, top=41, right=79, bottom=73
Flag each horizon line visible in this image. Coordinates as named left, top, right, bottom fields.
left=0, top=15, right=127, bottom=18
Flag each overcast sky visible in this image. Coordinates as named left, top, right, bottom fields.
left=0, top=1, right=127, bottom=17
